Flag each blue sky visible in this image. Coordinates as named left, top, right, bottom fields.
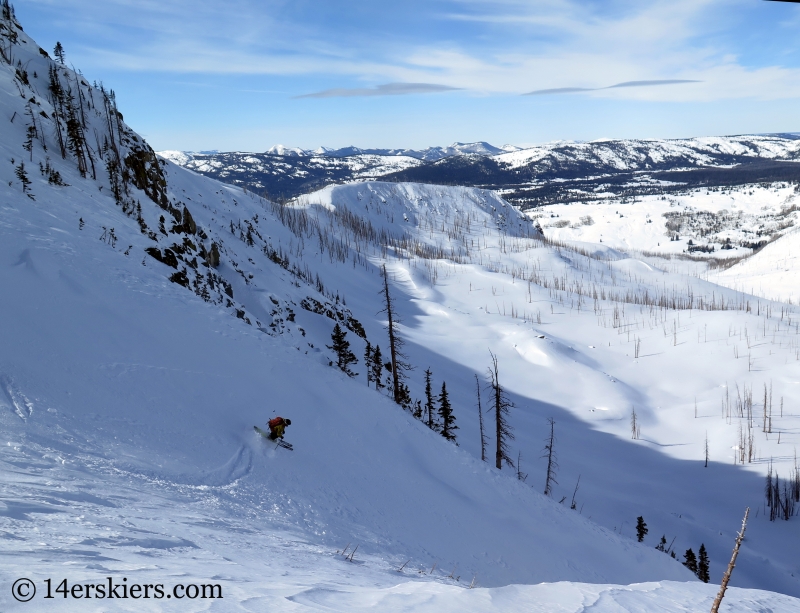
left=14, top=0, right=800, bottom=151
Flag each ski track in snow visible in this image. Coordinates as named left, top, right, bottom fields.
left=0, top=376, right=33, bottom=421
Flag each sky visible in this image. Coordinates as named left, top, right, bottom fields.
left=13, top=0, right=800, bottom=151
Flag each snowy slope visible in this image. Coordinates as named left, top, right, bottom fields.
left=275, top=181, right=800, bottom=598
left=0, top=7, right=721, bottom=611
left=531, top=182, right=799, bottom=257
left=2, top=5, right=800, bottom=611
left=713, top=226, right=800, bottom=303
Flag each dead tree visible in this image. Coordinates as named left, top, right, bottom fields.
left=630, top=406, right=640, bottom=439
left=710, top=508, right=749, bottom=613
left=476, top=374, right=487, bottom=462
left=516, top=451, right=527, bottom=482
left=570, top=475, right=581, bottom=509
left=381, top=264, right=400, bottom=402
left=543, top=417, right=558, bottom=496
left=380, top=265, right=411, bottom=407
left=488, top=350, right=514, bottom=470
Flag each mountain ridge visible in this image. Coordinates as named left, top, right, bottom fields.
left=160, top=134, right=800, bottom=206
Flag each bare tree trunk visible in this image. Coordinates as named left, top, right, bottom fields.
left=491, top=354, right=501, bottom=469
left=710, top=508, right=749, bottom=613
left=488, top=351, right=514, bottom=470
left=476, top=374, right=486, bottom=462
left=543, top=417, right=558, bottom=496
left=382, top=265, right=400, bottom=404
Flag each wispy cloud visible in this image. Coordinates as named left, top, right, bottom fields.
left=525, top=79, right=701, bottom=96
left=35, top=0, right=800, bottom=104
left=296, top=83, right=461, bottom=99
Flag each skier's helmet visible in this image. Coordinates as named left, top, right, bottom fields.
left=285, top=419, right=292, bottom=426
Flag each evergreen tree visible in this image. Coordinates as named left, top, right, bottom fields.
left=655, top=535, right=667, bottom=552
left=364, top=341, right=373, bottom=387
left=697, top=544, right=710, bottom=583
left=54, top=41, right=66, bottom=64
left=682, top=548, right=698, bottom=575
left=47, top=65, right=67, bottom=159
left=488, top=350, right=514, bottom=470
left=438, top=381, right=458, bottom=443
left=395, top=380, right=413, bottom=412
left=635, top=516, right=648, bottom=542
left=23, top=124, right=35, bottom=160
left=2, top=0, right=14, bottom=21
left=424, top=368, right=438, bottom=431
left=371, top=345, right=384, bottom=391
left=327, top=323, right=357, bottom=377
left=64, top=91, right=88, bottom=177
left=15, top=162, right=32, bottom=198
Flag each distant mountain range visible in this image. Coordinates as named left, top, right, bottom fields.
left=159, top=135, right=800, bottom=207
left=261, top=141, right=521, bottom=160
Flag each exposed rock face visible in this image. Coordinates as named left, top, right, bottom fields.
left=182, top=206, right=197, bottom=235
left=125, top=147, right=169, bottom=208
left=207, top=242, right=220, bottom=268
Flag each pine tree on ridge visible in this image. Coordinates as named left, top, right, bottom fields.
left=635, top=516, right=648, bottom=543
left=424, top=368, right=438, bottom=431
left=328, top=323, right=357, bottom=377
left=438, top=381, right=457, bottom=443
left=697, top=544, right=710, bottom=583
left=682, top=548, right=698, bottom=575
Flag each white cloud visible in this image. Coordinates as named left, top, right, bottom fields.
left=27, top=0, right=800, bottom=103
left=296, top=83, right=461, bottom=98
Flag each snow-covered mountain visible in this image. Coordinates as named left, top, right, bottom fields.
left=155, top=142, right=519, bottom=202
left=3, top=4, right=800, bottom=612
left=258, top=141, right=512, bottom=160
left=158, top=148, right=424, bottom=201
left=162, top=135, right=800, bottom=207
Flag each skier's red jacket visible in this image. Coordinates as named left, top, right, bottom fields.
left=268, top=417, right=287, bottom=439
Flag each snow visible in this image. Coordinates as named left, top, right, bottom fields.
left=495, top=136, right=800, bottom=170
left=266, top=144, right=306, bottom=156
left=714, top=227, right=800, bottom=303
left=531, top=183, right=798, bottom=258
left=2, top=9, right=800, bottom=612
left=157, top=150, right=193, bottom=166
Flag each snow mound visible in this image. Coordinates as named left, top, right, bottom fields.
left=293, top=181, right=538, bottom=240
left=713, top=227, right=800, bottom=303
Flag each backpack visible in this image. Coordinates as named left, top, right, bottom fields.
left=268, top=417, right=284, bottom=429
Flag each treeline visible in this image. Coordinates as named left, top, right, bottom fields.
left=636, top=516, right=710, bottom=582
left=326, top=266, right=527, bottom=457
left=765, top=461, right=800, bottom=521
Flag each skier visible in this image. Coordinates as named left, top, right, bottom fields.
left=267, top=416, right=291, bottom=441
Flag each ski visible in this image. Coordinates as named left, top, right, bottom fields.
left=254, top=425, right=293, bottom=450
